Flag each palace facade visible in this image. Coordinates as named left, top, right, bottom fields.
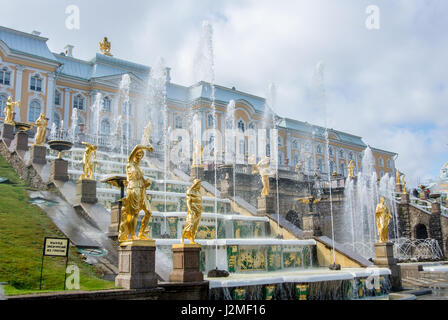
left=0, top=25, right=397, bottom=178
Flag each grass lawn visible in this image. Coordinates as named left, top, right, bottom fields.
left=0, top=155, right=116, bottom=295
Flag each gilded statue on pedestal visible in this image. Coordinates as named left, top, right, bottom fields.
left=3, top=96, right=20, bottom=125
left=375, top=197, right=392, bottom=243
left=181, top=179, right=203, bottom=244
left=252, top=156, right=274, bottom=197
left=401, top=174, right=407, bottom=195
left=99, top=37, right=112, bottom=56
left=348, top=160, right=355, bottom=179
left=78, top=142, right=98, bottom=180
left=118, top=144, right=154, bottom=242
left=33, top=113, right=48, bottom=146
left=192, top=140, right=204, bottom=167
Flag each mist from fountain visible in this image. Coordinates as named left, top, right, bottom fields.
left=70, top=107, right=79, bottom=143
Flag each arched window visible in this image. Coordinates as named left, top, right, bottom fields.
left=329, top=147, right=334, bottom=156
left=415, top=224, right=428, bottom=240
left=0, top=68, right=11, bottom=85
left=28, top=100, right=41, bottom=122
left=101, top=119, right=110, bottom=135
left=175, top=116, right=183, bottom=129
left=54, top=90, right=61, bottom=106
left=207, top=114, right=214, bottom=127
left=0, top=94, right=6, bottom=117
left=387, top=159, right=392, bottom=168
left=30, top=74, right=42, bottom=92
left=379, top=157, right=384, bottom=167
left=103, top=97, right=111, bottom=112
left=73, top=94, right=84, bottom=110
left=339, top=150, right=344, bottom=159
left=317, top=145, right=322, bottom=154
left=237, top=119, right=245, bottom=133
left=248, top=122, right=256, bottom=130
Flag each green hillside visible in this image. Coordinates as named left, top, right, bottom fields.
left=0, top=155, right=115, bottom=295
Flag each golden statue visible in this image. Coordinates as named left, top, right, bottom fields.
left=33, top=113, right=48, bottom=146
left=99, top=37, right=112, bottom=56
left=181, top=179, right=203, bottom=244
left=348, top=160, right=355, bottom=179
left=401, top=174, right=407, bottom=195
left=396, top=170, right=401, bottom=185
left=192, top=140, right=204, bottom=167
left=252, top=156, right=274, bottom=197
left=3, top=96, right=20, bottom=125
left=118, top=144, right=154, bottom=242
left=375, top=197, right=392, bottom=243
left=78, top=142, right=98, bottom=180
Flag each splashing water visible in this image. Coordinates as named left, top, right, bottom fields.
left=119, top=74, right=131, bottom=155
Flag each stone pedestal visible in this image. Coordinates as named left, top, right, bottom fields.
left=190, top=165, right=204, bottom=181
left=302, top=213, right=322, bottom=238
left=108, top=201, right=122, bottom=239
left=257, top=196, right=275, bottom=216
left=50, top=158, right=69, bottom=182
left=14, top=131, right=29, bottom=151
left=373, top=242, right=402, bottom=291
left=30, top=145, right=47, bottom=165
left=1, top=123, right=14, bottom=142
left=419, top=191, right=427, bottom=200
left=75, top=179, right=98, bottom=204
left=115, top=240, right=157, bottom=289
left=401, top=193, right=409, bottom=204
left=169, top=244, right=204, bottom=283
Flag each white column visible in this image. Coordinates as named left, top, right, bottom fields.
left=286, top=132, right=291, bottom=169
left=46, top=73, right=55, bottom=125
left=14, top=65, right=24, bottom=121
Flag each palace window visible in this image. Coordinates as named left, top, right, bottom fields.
left=101, top=119, right=110, bottom=135
left=237, top=119, right=245, bottom=132
left=0, top=68, right=11, bottom=86
left=175, top=116, right=183, bottom=129
left=317, top=145, right=322, bottom=154
left=278, top=151, right=284, bottom=166
left=379, top=157, right=384, bottom=167
left=318, top=158, right=323, bottom=172
left=349, top=152, right=353, bottom=161
left=238, top=139, right=245, bottom=155
left=387, top=159, right=392, bottom=168
left=73, top=94, right=84, bottom=110
left=278, top=135, right=283, bottom=147
left=330, top=160, right=335, bottom=173
left=340, top=162, right=345, bottom=177
left=339, top=150, right=344, bottom=159
left=207, top=114, right=214, bottom=128
left=28, top=100, right=41, bottom=122
left=103, top=97, right=111, bottom=112
left=0, top=95, right=6, bottom=117
left=292, top=140, right=298, bottom=150
left=30, top=75, right=42, bottom=92
left=54, top=90, right=61, bottom=106
left=53, top=112, right=61, bottom=128
left=329, top=147, right=334, bottom=156
left=122, top=102, right=132, bottom=115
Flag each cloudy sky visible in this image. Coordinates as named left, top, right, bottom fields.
left=2, top=0, right=447, bottom=186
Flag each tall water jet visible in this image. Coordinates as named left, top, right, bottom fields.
left=225, top=100, right=236, bottom=201
left=92, top=92, right=103, bottom=146
left=338, top=146, right=380, bottom=259
left=313, top=61, right=337, bottom=266
left=194, top=20, right=219, bottom=269
left=70, top=107, right=79, bottom=143
left=266, top=83, right=281, bottom=238
left=119, top=74, right=131, bottom=155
